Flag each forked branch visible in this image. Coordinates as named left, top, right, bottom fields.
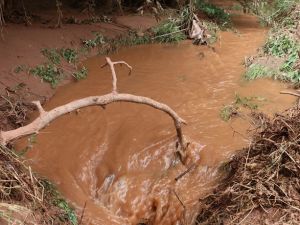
left=102, top=57, right=132, bottom=93
left=0, top=57, right=187, bottom=156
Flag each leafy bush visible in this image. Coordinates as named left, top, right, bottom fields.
left=29, top=64, right=63, bottom=87
left=196, top=0, right=231, bottom=28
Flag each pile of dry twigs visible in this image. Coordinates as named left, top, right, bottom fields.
left=196, top=106, right=300, bottom=224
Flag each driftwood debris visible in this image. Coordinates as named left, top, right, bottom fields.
left=0, top=57, right=187, bottom=157
left=189, top=14, right=208, bottom=45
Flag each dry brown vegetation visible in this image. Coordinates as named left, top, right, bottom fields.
left=196, top=106, right=300, bottom=224
left=0, top=144, right=76, bottom=224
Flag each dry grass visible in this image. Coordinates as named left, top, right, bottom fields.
left=0, top=145, right=77, bottom=224
left=196, top=106, right=300, bottom=224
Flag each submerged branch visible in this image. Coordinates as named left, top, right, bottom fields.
left=280, top=91, right=300, bottom=98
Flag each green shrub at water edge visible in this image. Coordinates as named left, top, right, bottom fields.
left=152, top=19, right=186, bottom=43
left=60, top=48, right=78, bottom=64
left=82, top=32, right=106, bottom=49
left=42, top=180, right=78, bottom=225
left=72, top=66, right=88, bottom=80
left=29, top=64, right=63, bottom=87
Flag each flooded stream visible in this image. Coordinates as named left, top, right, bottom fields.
left=17, top=14, right=295, bottom=225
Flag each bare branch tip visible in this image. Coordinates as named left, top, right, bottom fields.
left=32, top=101, right=46, bottom=115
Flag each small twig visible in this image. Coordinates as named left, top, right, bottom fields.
left=152, top=28, right=187, bottom=40
left=238, top=207, right=255, bottom=225
left=104, top=57, right=132, bottom=93
left=173, top=190, right=185, bottom=209
left=1, top=95, right=18, bottom=116
left=175, top=163, right=196, bottom=181
left=79, top=201, right=87, bottom=225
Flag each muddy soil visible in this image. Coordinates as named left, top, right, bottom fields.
left=14, top=11, right=297, bottom=225
left=0, top=13, right=157, bottom=131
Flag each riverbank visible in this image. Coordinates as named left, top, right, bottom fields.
left=197, top=1, right=300, bottom=224
left=1, top=1, right=299, bottom=224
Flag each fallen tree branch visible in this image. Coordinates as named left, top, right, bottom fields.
left=0, top=57, right=187, bottom=157
left=280, top=91, right=300, bottom=98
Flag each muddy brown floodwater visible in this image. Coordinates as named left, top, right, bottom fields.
left=17, top=14, right=295, bottom=225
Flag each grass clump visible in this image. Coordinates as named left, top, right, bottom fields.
left=264, top=34, right=299, bottom=57
left=29, top=64, right=63, bottom=87
left=220, top=94, right=264, bottom=121
left=244, top=1, right=299, bottom=84
left=220, top=104, right=238, bottom=121
left=195, top=0, right=231, bottom=28
left=244, top=64, right=274, bottom=80
left=234, top=94, right=261, bottom=110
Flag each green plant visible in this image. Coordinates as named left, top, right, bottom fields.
left=281, top=51, right=299, bottom=71
left=220, top=94, right=265, bottom=121
left=220, top=104, right=238, bottom=121
left=196, top=0, right=231, bottom=28
left=29, top=64, right=63, bottom=87
left=264, top=34, right=298, bottom=57
left=231, top=3, right=243, bottom=11
left=152, top=19, right=185, bottom=43
left=202, top=21, right=219, bottom=43
left=234, top=94, right=260, bottom=110
left=253, top=0, right=299, bottom=26
left=244, top=64, right=274, bottom=80
left=280, top=70, right=300, bottom=83
left=42, top=180, right=78, bottom=225
left=60, top=48, right=78, bottom=64
left=83, top=32, right=105, bottom=49
left=41, top=48, right=61, bottom=65
left=72, top=66, right=88, bottom=80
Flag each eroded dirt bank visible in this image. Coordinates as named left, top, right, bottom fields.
left=15, top=12, right=297, bottom=225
